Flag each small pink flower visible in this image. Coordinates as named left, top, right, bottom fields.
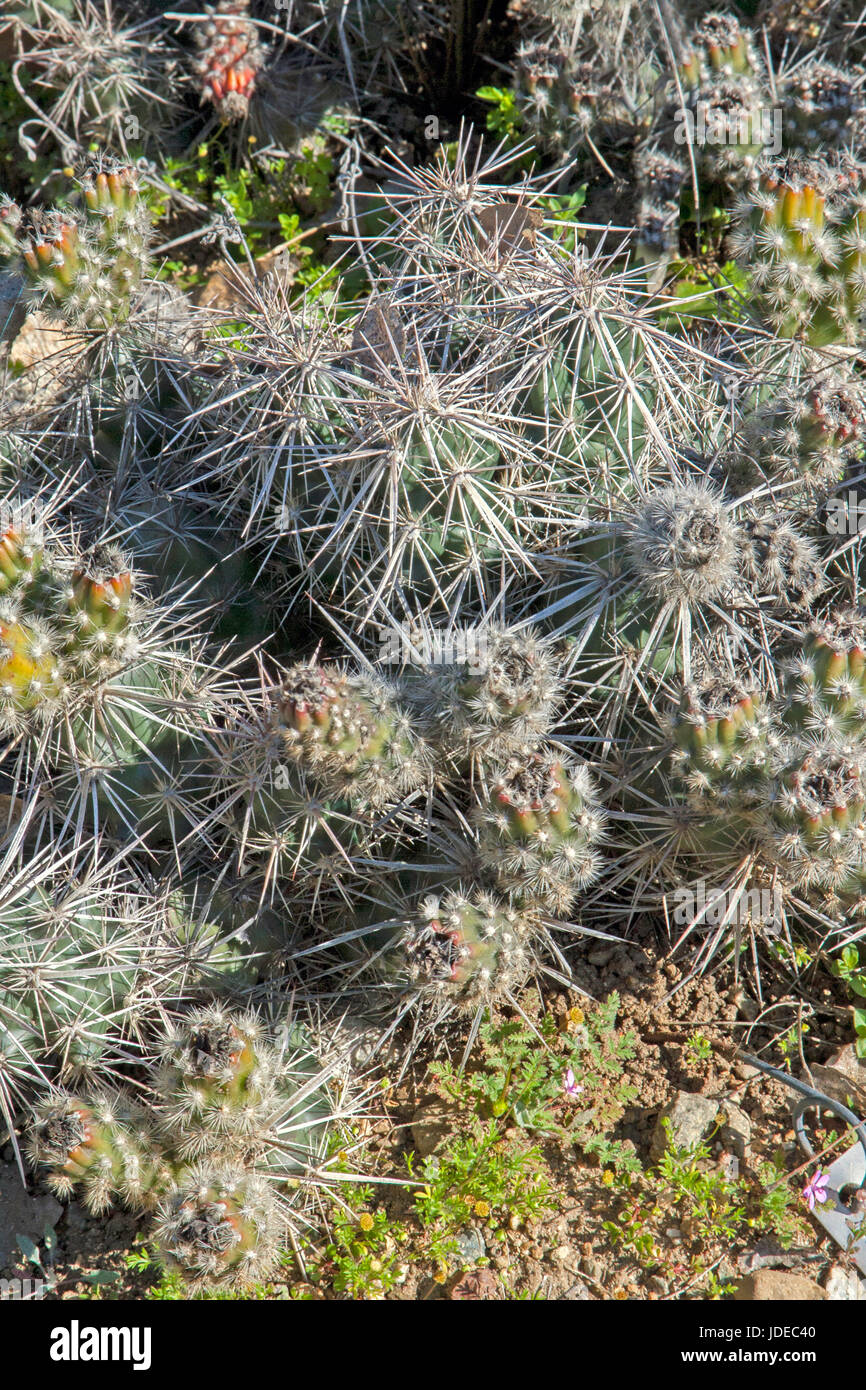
left=563, top=1067, right=583, bottom=1100
left=802, top=1170, right=830, bottom=1212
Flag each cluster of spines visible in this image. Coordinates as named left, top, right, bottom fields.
left=275, top=662, right=430, bottom=807
left=625, top=482, right=740, bottom=607
left=0, top=163, right=150, bottom=331
left=478, top=749, right=605, bottom=914
left=664, top=610, right=866, bottom=913
left=512, top=37, right=617, bottom=152
left=402, top=890, right=531, bottom=1011
left=404, top=624, right=562, bottom=771
left=736, top=371, right=866, bottom=490
left=26, top=1091, right=162, bottom=1214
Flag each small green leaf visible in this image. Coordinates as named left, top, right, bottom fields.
left=15, top=1235, right=40, bottom=1266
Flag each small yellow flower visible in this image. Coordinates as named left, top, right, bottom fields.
left=474, top=1201, right=491, bottom=1218
left=602, top=1171, right=614, bottom=1187
left=433, top=1270, right=447, bottom=1285
left=359, top=1213, right=374, bottom=1233
left=567, top=1006, right=585, bottom=1027
left=337, top=1150, right=349, bottom=1164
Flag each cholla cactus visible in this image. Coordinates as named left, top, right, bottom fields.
left=276, top=662, right=430, bottom=806
left=729, top=155, right=866, bottom=348
left=625, top=482, right=741, bottom=608
left=153, top=1165, right=282, bottom=1289
left=735, top=370, right=866, bottom=490
left=189, top=0, right=266, bottom=123
left=0, top=162, right=151, bottom=331
left=478, top=749, right=605, bottom=913
left=401, top=889, right=532, bottom=1012
left=26, top=1089, right=161, bottom=1213
left=178, top=140, right=734, bottom=626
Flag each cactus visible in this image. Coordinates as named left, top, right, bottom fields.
left=27, top=1005, right=340, bottom=1289
left=178, top=142, right=723, bottom=625
left=634, top=148, right=685, bottom=276
left=276, top=662, right=430, bottom=806
left=0, top=508, right=216, bottom=851
left=478, top=749, right=605, bottom=913
left=401, top=889, right=532, bottom=1012
left=7, top=0, right=185, bottom=162
left=153, top=1165, right=282, bottom=1288
left=0, top=162, right=151, bottom=331
left=626, top=609, right=866, bottom=945
left=625, top=482, right=741, bottom=608
left=26, top=1089, right=162, bottom=1212
left=778, top=61, right=866, bottom=151
left=188, top=0, right=266, bottom=123
left=729, top=155, right=866, bottom=348
left=398, top=621, right=563, bottom=773
left=734, top=369, right=866, bottom=491
left=0, top=849, right=196, bottom=1104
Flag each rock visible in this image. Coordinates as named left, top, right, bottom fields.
left=734, top=1061, right=761, bottom=1080
left=551, top=1244, right=576, bottom=1269
left=453, top=1227, right=486, bottom=1265
left=733, top=993, right=761, bottom=1022
left=824, top=1265, right=866, bottom=1301
left=734, top=1270, right=826, bottom=1301
left=580, top=1257, right=605, bottom=1283
left=448, top=1267, right=499, bottom=1300
left=719, top=1099, right=752, bottom=1159
left=0, top=1163, right=62, bottom=1268
left=0, top=271, right=27, bottom=348
left=650, top=1091, right=721, bottom=1161
left=410, top=1099, right=457, bottom=1156
left=587, top=946, right=615, bottom=967
left=808, top=1046, right=866, bottom=1112
left=647, top=1275, right=669, bottom=1295
left=62, top=1203, right=89, bottom=1234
